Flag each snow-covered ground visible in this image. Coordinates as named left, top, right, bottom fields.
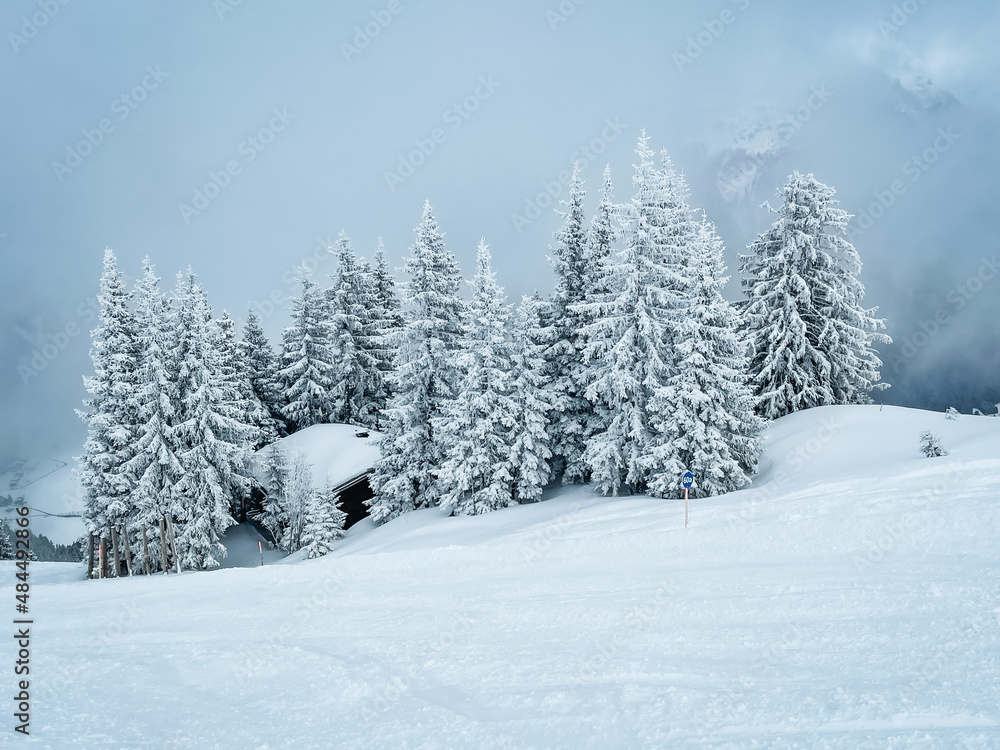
left=5, top=405, right=999, bottom=748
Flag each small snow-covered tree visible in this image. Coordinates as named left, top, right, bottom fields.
left=437, top=240, right=518, bottom=516
left=369, top=201, right=465, bottom=523
left=508, top=293, right=554, bottom=502
left=240, top=308, right=285, bottom=441
left=945, top=407, right=960, bottom=420
left=77, top=249, right=140, bottom=546
left=546, top=163, right=593, bottom=484
left=650, top=216, right=763, bottom=498
left=327, top=232, right=379, bottom=427
left=0, top=522, right=13, bottom=560
left=741, top=172, right=891, bottom=420
left=279, top=265, right=337, bottom=432
left=255, top=443, right=289, bottom=548
left=920, top=431, right=947, bottom=457
left=280, top=450, right=313, bottom=552
left=301, top=487, right=347, bottom=558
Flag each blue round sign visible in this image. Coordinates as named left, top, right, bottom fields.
left=681, top=471, right=694, bottom=489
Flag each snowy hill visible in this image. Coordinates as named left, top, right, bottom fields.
left=8, top=406, right=1000, bottom=748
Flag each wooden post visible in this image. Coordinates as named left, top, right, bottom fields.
left=110, top=525, right=121, bottom=578
left=141, top=523, right=152, bottom=576
left=159, top=519, right=169, bottom=574
left=166, top=517, right=181, bottom=574
left=86, top=533, right=95, bottom=580
left=99, top=539, right=107, bottom=579
left=122, top=525, right=134, bottom=577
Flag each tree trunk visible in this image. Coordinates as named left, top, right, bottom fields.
left=159, top=519, right=169, bottom=574
left=99, top=538, right=107, bottom=579
left=141, top=523, right=152, bottom=576
left=110, top=525, right=121, bottom=578
left=122, top=525, right=134, bottom=576
left=166, top=517, right=181, bottom=574
left=86, top=533, right=94, bottom=580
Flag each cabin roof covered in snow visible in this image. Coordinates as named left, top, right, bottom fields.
left=255, top=423, right=382, bottom=491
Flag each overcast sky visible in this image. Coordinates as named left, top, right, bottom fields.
left=3, top=0, right=1000, bottom=517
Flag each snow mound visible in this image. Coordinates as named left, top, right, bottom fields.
left=255, top=423, right=382, bottom=490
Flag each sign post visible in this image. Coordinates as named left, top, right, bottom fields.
left=681, top=471, right=694, bottom=528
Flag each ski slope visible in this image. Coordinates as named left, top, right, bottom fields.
left=5, top=405, right=1000, bottom=748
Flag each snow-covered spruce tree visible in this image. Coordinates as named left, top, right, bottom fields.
left=649, top=216, right=763, bottom=498
left=437, top=240, right=518, bottom=516
left=0, top=522, right=13, bottom=560
left=278, top=265, right=337, bottom=432
left=326, top=232, right=379, bottom=427
left=508, top=293, right=554, bottom=502
left=740, top=172, right=891, bottom=420
left=365, top=240, right=404, bottom=427
left=240, top=308, right=285, bottom=441
left=170, top=270, right=254, bottom=570
left=122, top=258, right=184, bottom=566
left=546, top=163, right=593, bottom=484
left=920, top=431, right=947, bottom=457
left=576, top=134, right=690, bottom=496
left=215, top=311, right=270, bottom=518
left=77, top=249, right=140, bottom=556
left=368, top=201, right=465, bottom=524
left=301, top=487, right=347, bottom=558
left=255, top=443, right=289, bottom=548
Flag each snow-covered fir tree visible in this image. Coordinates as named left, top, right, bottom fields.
left=366, top=240, right=404, bottom=427
left=77, top=249, right=140, bottom=548
left=326, top=232, right=379, bottom=427
left=369, top=201, right=465, bottom=524
left=278, top=450, right=313, bottom=552
left=122, top=258, right=184, bottom=564
left=0, top=522, right=13, bottom=560
left=649, top=216, right=762, bottom=498
left=437, top=239, right=518, bottom=515
left=279, top=265, right=337, bottom=432
left=170, top=270, right=254, bottom=570
left=255, top=443, right=289, bottom=548
left=301, top=487, right=347, bottom=558
left=577, top=134, right=690, bottom=495
left=546, top=163, right=593, bottom=484
left=508, top=293, right=554, bottom=502
left=240, top=308, right=285, bottom=441
left=741, top=171, right=891, bottom=420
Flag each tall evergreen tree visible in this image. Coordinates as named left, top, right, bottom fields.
left=327, top=232, right=379, bottom=427
left=578, top=134, right=689, bottom=495
left=741, top=172, right=890, bottom=420
left=240, top=308, right=285, bottom=440
left=170, top=271, right=253, bottom=570
left=123, top=258, right=184, bottom=561
left=546, top=163, right=592, bottom=484
left=278, top=265, right=337, bottom=432
left=366, top=240, right=404, bottom=427
left=508, top=294, right=554, bottom=503
left=650, top=217, right=763, bottom=498
left=437, top=240, right=518, bottom=516
left=369, top=201, right=465, bottom=524
left=77, top=249, right=140, bottom=546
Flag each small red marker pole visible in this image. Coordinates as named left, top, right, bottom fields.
left=258, top=540, right=264, bottom=567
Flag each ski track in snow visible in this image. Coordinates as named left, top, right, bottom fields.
left=3, top=405, right=999, bottom=748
